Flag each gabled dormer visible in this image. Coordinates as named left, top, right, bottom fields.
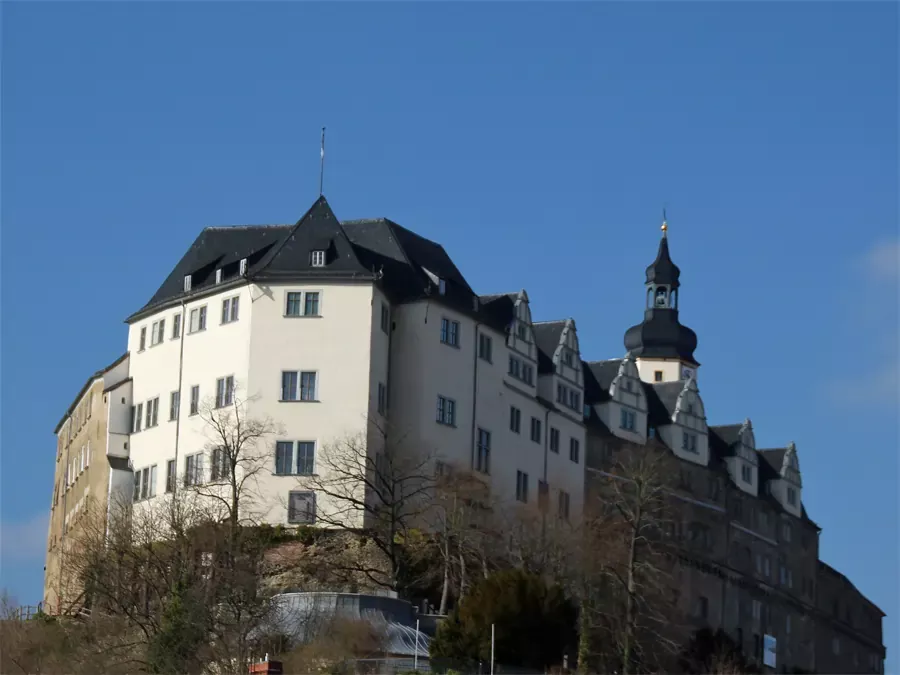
left=607, top=355, right=648, bottom=443
left=532, top=318, right=584, bottom=420
left=505, top=290, right=537, bottom=388
left=713, top=419, right=759, bottom=496
left=648, top=376, right=709, bottom=466
left=762, top=442, right=803, bottom=518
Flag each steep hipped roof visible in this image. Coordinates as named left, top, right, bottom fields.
left=128, top=197, right=375, bottom=323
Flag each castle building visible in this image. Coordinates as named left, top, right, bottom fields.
left=45, top=197, right=885, bottom=672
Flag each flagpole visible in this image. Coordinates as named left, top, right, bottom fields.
left=414, top=618, right=420, bottom=670
left=319, top=126, right=326, bottom=196
left=490, top=623, right=495, bottom=675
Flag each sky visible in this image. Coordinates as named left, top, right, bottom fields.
left=2, top=1, right=897, bottom=667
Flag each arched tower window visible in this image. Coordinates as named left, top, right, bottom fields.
left=655, top=285, right=669, bottom=308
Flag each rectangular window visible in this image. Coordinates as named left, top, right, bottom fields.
left=300, top=372, right=317, bottom=401
left=172, top=314, right=182, bottom=339
left=682, top=432, right=698, bottom=453
left=568, top=388, right=580, bottom=410
left=275, top=441, right=294, bottom=475
left=146, top=397, right=159, bottom=428
left=782, top=522, right=792, bottom=542
left=133, top=465, right=157, bottom=501
left=530, top=417, right=542, bottom=443
left=211, top=447, right=229, bottom=481
left=741, top=464, right=753, bottom=483
left=440, top=318, right=460, bottom=347
left=184, top=453, right=203, bottom=486
left=151, top=319, right=165, bottom=346
left=522, top=363, right=534, bottom=385
left=139, top=327, right=147, bottom=351
left=310, top=250, right=326, bottom=267
left=190, top=385, right=200, bottom=415
left=509, top=406, right=521, bottom=433
left=557, top=383, right=565, bottom=403
left=516, top=470, right=529, bottom=503
left=436, top=395, right=456, bottom=426
left=620, top=407, right=636, bottom=431
left=189, top=306, right=207, bottom=333
left=165, top=460, right=176, bottom=493
left=562, top=349, right=574, bottom=367
left=304, top=292, right=320, bottom=316
left=549, top=427, right=560, bottom=453
left=478, top=332, right=492, bottom=362
left=169, top=391, right=180, bottom=421
left=380, top=302, right=390, bottom=333
left=509, top=355, right=521, bottom=379
left=476, top=428, right=491, bottom=474
left=297, top=442, right=315, bottom=475
left=221, top=296, right=239, bottom=324
left=132, top=403, right=143, bottom=433
left=654, top=370, right=663, bottom=382
left=288, top=491, right=316, bottom=524
left=281, top=371, right=299, bottom=401
left=570, top=438, right=580, bottom=464
left=215, top=376, right=235, bottom=408
left=559, top=490, right=570, bottom=520
left=286, top=292, right=303, bottom=316
left=377, top=382, right=387, bottom=415
left=787, top=486, right=797, bottom=505
left=764, top=556, right=771, bottom=578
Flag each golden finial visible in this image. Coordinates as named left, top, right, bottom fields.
left=661, top=207, right=668, bottom=234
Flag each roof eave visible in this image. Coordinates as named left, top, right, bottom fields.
left=54, top=352, right=129, bottom=433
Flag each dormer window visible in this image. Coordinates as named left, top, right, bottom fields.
left=516, top=323, right=527, bottom=340
left=215, top=269, right=223, bottom=284
left=741, top=465, right=753, bottom=484
left=654, top=370, right=663, bottom=382
left=682, top=432, right=698, bottom=453
left=787, top=486, right=797, bottom=506
left=311, top=250, right=326, bottom=267
left=239, top=258, right=248, bottom=276
left=183, top=275, right=192, bottom=292
left=620, top=408, right=636, bottom=431
left=438, top=278, right=446, bottom=295
left=562, top=349, right=574, bottom=367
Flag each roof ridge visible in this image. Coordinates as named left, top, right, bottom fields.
left=341, top=218, right=387, bottom=226
left=532, top=319, right=568, bottom=326
left=585, top=358, right=623, bottom=364
left=204, top=224, right=292, bottom=231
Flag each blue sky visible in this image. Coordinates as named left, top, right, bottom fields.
left=2, top=1, right=897, bottom=665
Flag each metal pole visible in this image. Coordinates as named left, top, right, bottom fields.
left=414, top=618, right=419, bottom=670
left=490, top=623, right=495, bottom=675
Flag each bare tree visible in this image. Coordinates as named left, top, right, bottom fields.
left=577, top=441, right=683, bottom=675
left=302, top=418, right=437, bottom=592
left=193, top=385, right=282, bottom=554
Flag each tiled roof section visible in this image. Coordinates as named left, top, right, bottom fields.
left=532, top=321, right=566, bottom=374
left=341, top=219, right=426, bottom=302
left=587, top=359, right=624, bottom=391
left=108, top=456, right=131, bottom=472
left=582, top=360, right=609, bottom=405
left=758, top=448, right=786, bottom=476
left=137, top=224, right=289, bottom=316
left=478, top=293, right=517, bottom=333
left=644, top=381, right=684, bottom=426
left=130, top=198, right=377, bottom=322
left=817, top=561, right=885, bottom=616
left=254, top=198, right=371, bottom=279
left=709, top=424, right=742, bottom=458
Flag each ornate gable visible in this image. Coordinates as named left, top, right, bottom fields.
left=781, top=442, right=802, bottom=487
left=738, top=418, right=758, bottom=464
left=508, top=289, right=536, bottom=361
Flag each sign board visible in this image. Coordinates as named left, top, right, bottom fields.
left=763, top=634, right=777, bottom=669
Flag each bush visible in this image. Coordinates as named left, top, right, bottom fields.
left=429, top=569, right=577, bottom=670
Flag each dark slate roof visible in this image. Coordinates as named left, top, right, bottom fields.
left=128, top=197, right=377, bottom=322
left=709, top=424, right=742, bottom=458
left=624, top=309, right=699, bottom=365
left=478, top=293, right=518, bottom=334
left=817, top=562, right=885, bottom=616
left=644, top=381, right=684, bottom=427
left=645, top=233, right=681, bottom=287
left=758, top=448, right=786, bottom=477
left=532, top=321, right=567, bottom=374
left=586, top=359, right=623, bottom=391
left=54, top=352, right=129, bottom=433
left=108, top=456, right=131, bottom=472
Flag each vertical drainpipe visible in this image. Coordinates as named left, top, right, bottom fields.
left=470, top=321, right=482, bottom=471
left=172, top=298, right=187, bottom=495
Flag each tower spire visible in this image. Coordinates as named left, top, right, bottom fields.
left=661, top=207, right=668, bottom=236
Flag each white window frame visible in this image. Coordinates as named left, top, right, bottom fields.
left=310, top=250, right=326, bottom=267
left=189, top=305, right=207, bottom=334
left=436, top=395, right=456, bottom=426
left=151, top=319, right=165, bottom=346
left=172, top=313, right=182, bottom=339
left=741, top=464, right=753, bottom=484
left=440, top=317, right=460, bottom=347
left=169, top=391, right=180, bottom=421
left=139, top=326, right=147, bottom=351
left=184, top=452, right=204, bottom=487
left=215, top=375, right=235, bottom=408
left=221, top=296, right=239, bottom=324
left=280, top=371, right=318, bottom=402
left=478, top=332, right=492, bottom=362
left=189, top=385, right=200, bottom=415
left=288, top=490, right=317, bottom=524
left=303, top=291, right=321, bottom=317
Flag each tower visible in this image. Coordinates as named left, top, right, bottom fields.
left=623, top=215, right=700, bottom=383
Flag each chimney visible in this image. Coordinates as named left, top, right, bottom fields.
left=249, top=657, right=283, bottom=675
